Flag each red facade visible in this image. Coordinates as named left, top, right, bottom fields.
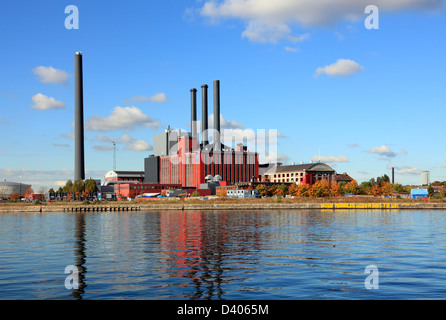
left=160, top=137, right=259, bottom=189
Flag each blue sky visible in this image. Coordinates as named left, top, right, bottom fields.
left=0, top=0, right=445, bottom=190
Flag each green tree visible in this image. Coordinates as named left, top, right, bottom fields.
left=72, top=179, right=85, bottom=193
left=57, top=187, right=63, bottom=193
left=63, top=180, right=73, bottom=193
left=48, top=188, right=55, bottom=193
left=428, top=184, right=434, bottom=198
left=393, top=183, right=404, bottom=193
left=85, top=178, right=99, bottom=193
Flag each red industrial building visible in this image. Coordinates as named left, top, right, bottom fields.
left=144, top=80, right=259, bottom=192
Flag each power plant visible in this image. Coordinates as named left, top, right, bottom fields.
left=143, top=80, right=259, bottom=193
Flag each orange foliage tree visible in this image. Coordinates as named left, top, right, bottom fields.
left=9, top=193, right=20, bottom=202
left=296, top=183, right=310, bottom=197
left=344, top=180, right=359, bottom=195
left=372, top=185, right=381, bottom=196
left=309, top=179, right=331, bottom=197
left=288, top=184, right=300, bottom=196
left=380, top=181, right=393, bottom=196
left=274, top=188, right=284, bottom=197
left=23, top=188, right=34, bottom=198
left=330, top=181, right=341, bottom=197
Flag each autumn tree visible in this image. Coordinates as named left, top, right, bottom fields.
left=9, top=193, right=20, bottom=202
left=372, top=185, right=381, bottom=196
left=380, top=181, right=393, bottom=196
left=278, top=184, right=288, bottom=196
left=266, top=185, right=278, bottom=197
left=81, top=189, right=89, bottom=200
left=256, top=184, right=266, bottom=197
left=295, top=183, right=309, bottom=197
left=288, top=184, right=300, bottom=197
left=309, top=179, right=330, bottom=197
left=23, top=188, right=34, bottom=199
left=344, top=180, right=359, bottom=195
left=330, top=181, right=341, bottom=197
left=274, top=188, right=284, bottom=197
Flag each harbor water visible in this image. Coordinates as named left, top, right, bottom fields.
left=0, top=209, right=445, bottom=299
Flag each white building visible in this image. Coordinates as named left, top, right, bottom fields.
left=421, top=171, right=430, bottom=186
left=0, top=181, right=32, bottom=197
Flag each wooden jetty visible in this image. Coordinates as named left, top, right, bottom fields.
left=63, top=206, right=140, bottom=212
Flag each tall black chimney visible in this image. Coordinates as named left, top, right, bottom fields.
left=74, top=52, right=85, bottom=181
left=392, top=167, right=395, bottom=184
left=190, top=88, right=197, bottom=151
left=213, top=80, right=220, bottom=151
left=201, top=84, right=209, bottom=147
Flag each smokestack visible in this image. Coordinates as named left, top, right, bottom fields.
left=74, top=51, right=85, bottom=181
left=392, top=167, right=395, bottom=184
left=213, top=80, right=220, bottom=151
left=201, top=84, right=208, bottom=147
left=190, top=88, right=197, bottom=143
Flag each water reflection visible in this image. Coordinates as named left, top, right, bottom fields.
left=159, top=211, right=262, bottom=299
left=70, top=213, right=87, bottom=300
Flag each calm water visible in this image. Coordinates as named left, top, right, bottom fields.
left=0, top=209, right=446, bottom=300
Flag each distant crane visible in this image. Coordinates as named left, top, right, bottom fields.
left=112, top=140, right=117, bottom=171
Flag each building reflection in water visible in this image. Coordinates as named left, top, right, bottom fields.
left=70, top=213, right=87, bottom=300
left=159, top=211, right=262, bottom=300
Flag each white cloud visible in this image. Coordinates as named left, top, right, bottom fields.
left=33, top=66, right=71, bottom=85
left=366, top=145, right=398, bottom=158
left=31, top=93, right=66, bottom=110
left=401, top=148, right=408, bottom=156
left=60, top=133, right=74, bottom=139
left=93, top=134, right=152, bottom=152
left=199, top=0, right=442, bottom=42
left=315, top=59, right=364, bottom=77
left=397, top=166, right=421, bottom=175
left=124, top=93, right=168, bottom=104
left=209, top=113, right=245, bottom=129
left=96, top=135, right=116, bottom=143
left=284, top=46, right=299, bottom=52
left=85, top=106, right=160, bottom=131
left=312, top=155, right=349, bottom=163
left=119, top=134, right=152, bottom=151
left=93, top=145, right=113, bottom=152
left=240, top=20, right=310, bottom=43
left=260, top=151, right=290, bottom=164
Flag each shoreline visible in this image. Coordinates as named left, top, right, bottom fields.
left=2, top=199, right=446, bottom=213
